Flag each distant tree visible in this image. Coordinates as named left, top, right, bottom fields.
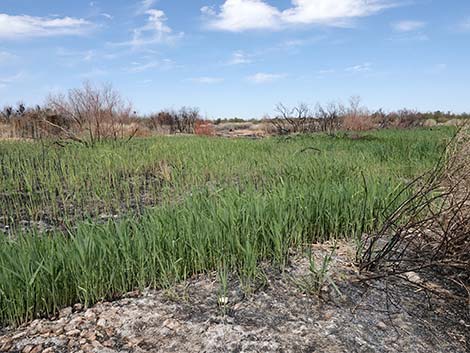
left=47, top=82, right=134, bottom=146
left=314, top=102, right=344, bottom=133
left=175, top=107, right=199, bottom=134
left=0, top=106, right=13, bottom=122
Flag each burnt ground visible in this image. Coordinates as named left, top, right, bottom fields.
left=0, top=243, right=468, bottom=353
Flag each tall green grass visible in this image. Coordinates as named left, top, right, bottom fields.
left=0, top=128, right=453, bottom=326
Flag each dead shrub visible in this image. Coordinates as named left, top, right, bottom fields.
left=147, top=107, right=200, bottom=135
left=360, top=124, right=470, bottom=302
left=390, top=109, right=424, bottom=128
left=314, top=102, right=344, bottom=133
left=148, top=111, right=176, bottom=134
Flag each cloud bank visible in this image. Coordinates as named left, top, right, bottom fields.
left=0, top=13, right=92, bottom=39
left=203, top=0, right=394, bottom=31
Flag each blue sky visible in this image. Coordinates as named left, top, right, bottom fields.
left=0, top=0, right=469, bottom=118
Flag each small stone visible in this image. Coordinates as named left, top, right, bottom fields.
left=0, top=343, right=13, bottom=352
left=65, top=317, right=83, bottom=330
left=355, top=336, right=368, bottom=346
left=42, top=348, right=54, bottom=353
left=97, top=318, right=107, bottom=327
left=124, top=290, right=141, bottom=298
left=59, top=307, right=72, bottom=318
left=377, top=321, right=387, bottom=330
left=38, top=324, right=51, bottom=335
left=322, top=310, right=334, bottom=320
left=55, top=318, right=66, bottom=325
left=81, top=331, right=96, bottom=341
left=126, top=337, right=142, bottom=347
left=404, top=271, right=423, bottom=284
left=29, top=320, right=40, bottom=328
left=0, top=337, right=12, bottom=345
left=81, top=344, right=94, bottom=352
left=66, top=329, right=81, bottom=337
left=103, top=340, right=114, bottom=347
left=73, top=303, right=84, bottom=312
left=232, top=302, right=243, bottom=310
left=84, top=310, right=96, bottom=321
left=30, top=345, right=43, bottom=353
left=22, top=345, right=33, bottom=353
left=160, top=327, right=172, bottom=337
left=12, top=332, right=27, bottom=340
left=91, top=340, right=103, bottom=349
left=105, top=327, right=114, bottom=337
left=162, top=318, right=180, bottom=330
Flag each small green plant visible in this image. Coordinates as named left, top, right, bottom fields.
left=293, top=245, right=340, bottom=297
left=217, top=264, right=229, bottom=314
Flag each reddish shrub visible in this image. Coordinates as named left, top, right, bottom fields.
left=342, top=114, right=376, bottom=131
left=194, top=120, right=215, bottom=136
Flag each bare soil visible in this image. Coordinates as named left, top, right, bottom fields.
left=0, top=243, right=468, bottom=353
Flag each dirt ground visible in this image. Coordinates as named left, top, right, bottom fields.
left=0, top=243, right=468, bottom=353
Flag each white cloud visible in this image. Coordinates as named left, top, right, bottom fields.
left=0, top=51, right=16, bottom=64
left=388, top=32, right=429, bottom=42
left=459, top=17, right=470, bottom=31
left=432, top=63, right=447, bottom=73
left=83, top=50, right=96, bottom=61
left=204, top=0, right=393, bottom=31
left=120, top=9, right=183, bottom=47
left=345, top=62, right=372, bottom=73
left=247, top=72, right=285, bottom=83
left=126, top=59, right=175, bottom=73
left=0, top=72, right=24, bottom=88
left=78, top=68, right=108, bottom=78
left=282, top=0, right=391, bottom=25
left=276, top=36, right=326, bottom=51
left=317, top=69, right=335, bottom=75
left=201, top=6, right=217, bottom=17
left=189, top=77, right=224, bottom=84
left=0, top=13, right=93, bottom=39
left=392, top=20, right=425, bottom=32
left=101, top=13, right=113, bottom=20
left=56, top=48, right=97, bottom=63
left=227, top=50, right=252, bottom=65
left=281, top=38, right=307, bottom=47
left=137, top=0, right=158, bottom=14
left=128, top=61, right=160, bottom=73
left=204, top=0, right=280, bottom=31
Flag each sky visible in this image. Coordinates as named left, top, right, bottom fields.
left=0, top=0, right=469, bottom=119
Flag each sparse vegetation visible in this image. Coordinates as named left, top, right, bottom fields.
left=292, top=245, right=339, bottom=297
